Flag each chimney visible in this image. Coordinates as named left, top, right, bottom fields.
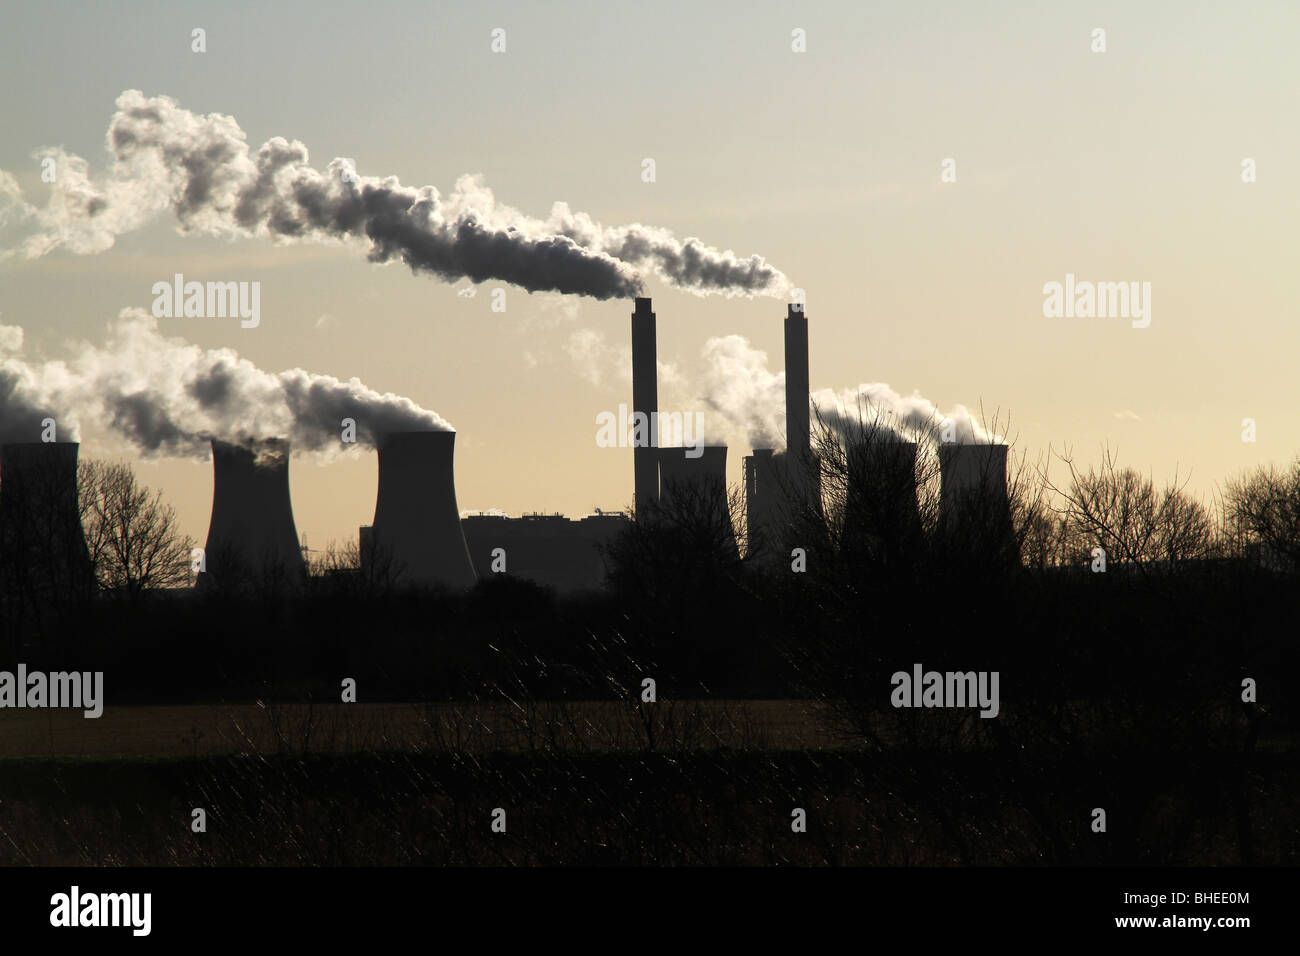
left=371, top=430, right=475, bottom=589
left=631, top=296, right=659, bottom=515
left=938, top=443, right=1016, bottom=561
left=0, top=441, right=93, bottom=599
left=784, top=304, right=810, bottom=459
left=658, top=444, right=738, bottom=560
left=199, top=438, right=305, bottom=586
left=782, top=303, right=820, bottom=518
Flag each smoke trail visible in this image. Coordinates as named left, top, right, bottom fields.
left=1, top=91, right=790, bottom=299
left=0, top=309, right=450, bottom=455
left=547, top=204, right=791, bottom=298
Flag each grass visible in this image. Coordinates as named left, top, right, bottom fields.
left=0, top=748, right=1294, bottom=865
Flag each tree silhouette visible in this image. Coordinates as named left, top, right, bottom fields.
left=1047, top=446, right=1218, bottom=577
left=1222, top=456, right=1300, bottom=571
left=78, top=459, right=194, bottom=597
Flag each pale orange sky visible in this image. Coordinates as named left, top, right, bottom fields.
left=2, top=0, right=1297, bottom=550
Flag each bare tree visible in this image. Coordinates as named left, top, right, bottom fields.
left=604, top=478, right=745, bottom=600
left=1222, top=457, right=1300, bottom=571
left=1018, top=510, right=1072, bottom=570
left=306, top=538, right=361, bottom=578
left=303, top=535, right=406, bottom=598
left=78, top=460, right=195, bottom=596
left=1046, top=446, right=1217, bottom=576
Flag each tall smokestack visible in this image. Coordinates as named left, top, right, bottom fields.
left=631, top=296, right=659, bottom=514
left=0, top=442, right=94, bottom=599
left=938, top=443, right=1016, bottom=563
left=658, top=444, right=738, bottom=560
left=200, top=438, right=305, bottom=586
left=782, top=303, right=820, bottom=524
left=784, top=304, right=810, bottom=459
left=371, top=430, right=475, bottom=589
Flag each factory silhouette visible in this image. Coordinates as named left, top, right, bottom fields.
left=0, top=297, right=1016, bottom=602
left=0, top=299, right=1294, bottom=872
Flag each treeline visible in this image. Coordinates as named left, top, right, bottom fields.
left=0, top=432, right=1296, bottom=724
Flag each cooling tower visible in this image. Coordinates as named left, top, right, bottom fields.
left=844, top=439, right=923, bottom=559
left=938, top=443, right=1017, bottom=560
left=371, top=430, right=475, bottom=589
left=658, top=445, right=738, bottom=559
left=199, top=438, right=305, bottom=585
left=631, top=297, right=659, bottom=515
left=0, top=441, right=93, bottom=598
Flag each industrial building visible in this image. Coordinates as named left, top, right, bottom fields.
left=461, top=512, right=627, bottom=592
left=185, top=294, right=1014, bottom=595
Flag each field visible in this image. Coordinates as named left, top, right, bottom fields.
left=1, top=699, right=1294, bottom=866
left=0, top=700, right=842, bottom=759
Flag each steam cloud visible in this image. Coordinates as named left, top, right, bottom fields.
left=694, top=336, right=996, bottom=448
left=698, top=335, right=786, bottom=448
left=810, top=383, right=995, bottom=446
left=1, top=91, right=790, bottom=300
left=0, top=309, right=450, bottom=453
left=0, top=325, right=75, bottom=444
left=563, top=330, right=995, bottom=448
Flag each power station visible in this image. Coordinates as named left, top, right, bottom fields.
left=227, top=337, right=1009, bottom=589
left=0, top=299, right=1015, bottom=599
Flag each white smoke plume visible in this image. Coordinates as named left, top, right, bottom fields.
left=698, top=336, right=996, bottom=448
left=564, top=326, right=684, bottom=394
left=811, top=383, right=996, bottom=446
left=0, top=325, right=80, bottom=444
left=0, top=309, right=450, bottom=453
left=560, top=329, right=994, bottom=449
left=1, top=91, right=790, bottom=300
left=698, top=335, right=786, bottom=448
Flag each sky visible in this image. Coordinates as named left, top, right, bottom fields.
left=1, top=0, right=1297, bottom=551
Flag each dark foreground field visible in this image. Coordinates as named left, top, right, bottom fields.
left=0, top=700, right=834, bottom=758
left=2, top=491, right=1297, bottom=866
left=1, top=710, right=1295, bottom=866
